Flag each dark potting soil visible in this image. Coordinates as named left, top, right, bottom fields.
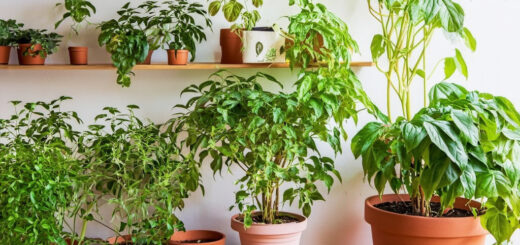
left=237, top=214, right=300, bottom=224
left=375, top=201, right=484, bottom=217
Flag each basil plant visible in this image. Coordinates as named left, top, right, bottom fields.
left=352, top=0, right=520, bottom=244
left=0, top=97, right=84, bottom=245
left=80, top=105, right=201, bottom=244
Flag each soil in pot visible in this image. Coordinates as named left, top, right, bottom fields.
left=0, top=46, right=11, bottom=64
left=17, top=43, right=46, bottom=65
left=231, top=211, right=307, bottom=245
left=365, top=194, right=488, bottom=245
left=220, top=28, right=243, bottom=64
left=375, top=201, right=485, bottom=217
left=138, top=50, right=154, bottom=65
left=68, top=46, right=88, bottom=65
left=169, top=230, right=225, bottom=245
left=167, top=50, right=188, bottom=65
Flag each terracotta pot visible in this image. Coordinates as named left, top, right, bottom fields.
left=231, top=212, right=307, bottom=245
left=106, top=235, right=133, bottom=244
left=169, top=230, right=226, bottom=245
left=0, top=46, right=11, bottom=64
left=365, top=194, right=487, bottom=245
left=138, top=49, right=154, bottom=65
left=17, top=43, right=46, bottom=65
left=167, top=49, right=189, bottom=65
left=220, top=28, right=243, bottom=64
left=68, top=46, right=88, bottom=65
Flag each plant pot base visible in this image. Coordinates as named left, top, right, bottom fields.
left=0, top=46, right=11, bottom=64
left=17, top=43, right=46, bottom=65
left=167, top=50, right=189, bottom=65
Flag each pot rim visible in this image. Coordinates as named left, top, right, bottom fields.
left=365, top=194, right=488, bottom=238
left=167, top=49, right=189, bottom=53
left=230, top=211, right=308, bottom=235
left=68, top=46, right=88, bottom=50
left=169, top=230, right=226, bottom=244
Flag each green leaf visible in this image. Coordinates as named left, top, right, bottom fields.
left=476, top=171, right=511, bottom=198
left=402, top=122, right=427, bottom=151
left=351, top=122, right=384, bottom=158
left=451, top=110, right=478, bottom=146
left=443, top=57, right=456, bottom=80
left=454, top=49, right=468, bottom=79
left=223, top=1, right=243, bottom=22
left=370, top=34, right=385, bottom=61
left=208, top=1, right=222, bottom=16
left=462, top=27, right=477, bottom=52
left=423, top=121, right=468, bottom=167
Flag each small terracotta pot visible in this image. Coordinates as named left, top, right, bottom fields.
left=169, top=230, right=226, bottom=245
left=365, top=194, right=487, bottom=245
left=167, top=49, right=189, bottom=65
left=0, top=46, right=11, bottom=64
left=220, top=28, right=243, bottom=64
left=231, top=212, right=307, bottom=245
left=138, top=49, right=154, bottom=65
left=17, top=43, right=46, bottom=65
left=106, top=234, right=132, bottom=244
left=68, top=46, right=88, bottom=65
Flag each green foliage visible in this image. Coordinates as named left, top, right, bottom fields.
left=55, top=0, right=96, bottom=34
left=0, top=97, right=83, bottom=245
left=14, top=28, right=62, bottom=57
left=367, top=0, right=475, bottom=120
left=352, top=82, right=520, bottom=243
left=98, top=2, right=150, bottom=87
left=0, top=19, right=24, bottom=46
left=207, top=0, right=261, bottom=30
left=80, top=106, right=201, bottom=244
left=137, top=0, right=212, bottom=61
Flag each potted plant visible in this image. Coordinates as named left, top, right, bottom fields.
left=14, top=28, right=62, bottom=65
left=207, top=0, right=262, bottom=64
left=55, top=0, right=97, bottom=65
left=98, top=2, right=149, bottom=87
left=174, top=1, right=377, bottom=244
left=351, top=1, right=520, bottom=244
left=0, top=97, right=85, bottom=244
left=81, top=106, right=218, bottom=244
left=0, top=19, right=23, bottom=64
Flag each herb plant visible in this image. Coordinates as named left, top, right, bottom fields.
left=138, top=0, right=212, bottom=61
left=15, top=28, right=63, bottom=57
left=55, top=0, right=96, bottom=34
left=98, top=2, right=149, bottom=87
left=207, top=0, right=262, bottom=30
left=81, top=106, right=201, bottom=243
left=0, top=97, right=83, bottom=245
left=352, top=0, right=520, bottom=244
left=175, top=0, right=379, bottom=228
left=0, top=19, right=24, bottom=46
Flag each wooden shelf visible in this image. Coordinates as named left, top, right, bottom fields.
left=0, top=62, right=373, bottom=70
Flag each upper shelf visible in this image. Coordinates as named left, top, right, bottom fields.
left=0, top=62, right=373, bottom=70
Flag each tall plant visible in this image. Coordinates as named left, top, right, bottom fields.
left=174, top=0, right=378, bottom=226
left=81, top=106, right=201, bottom=243
left=0, top=97, right=83, bottom=245
left=353, top=1, right=520, bottom=243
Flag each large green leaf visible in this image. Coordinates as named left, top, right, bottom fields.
left=351, top=122, right=384, bottom=158
left=451, top=110, right=479, bottom=146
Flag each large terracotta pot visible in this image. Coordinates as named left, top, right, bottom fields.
left=220, top=28, right=243, bottom=64
left=138, top=49, right=154, bottom=65
left=0, top=46, right=11, bottom=64
left=68, top=46, right=88, bottom=65
left=167, top=49, right=189, bottom=65
left=365, top=194, right=487, bottom=245
left=231, top=212, right=307, bottom=245
left=17, top=43, right=46, bottom=65
left=169, top=230, right=226, bottom=245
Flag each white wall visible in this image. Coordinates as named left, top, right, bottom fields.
left=0, top=0, right=519, bottom=244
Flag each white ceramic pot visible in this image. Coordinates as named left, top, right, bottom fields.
left=242, top=27, right=286, bottom=63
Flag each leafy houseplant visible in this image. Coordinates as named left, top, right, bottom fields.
left=138, top=0, right=212, bottom=65
left=174, top=2, right=378, bottom=244
left=0, top=19, right=23, bottom=64
left=208, top=0, right=262, bottom=30
left=81, top=106, right=202, bottom=244
left=353, top=0, right=520, bottom=244
left=98, top=2, right=149, bottom=87
left=0, top=97, right=83, bottom=245
left=55, top=0, right=97, bottom=65
left=14, top=28, right=62, bottom=65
